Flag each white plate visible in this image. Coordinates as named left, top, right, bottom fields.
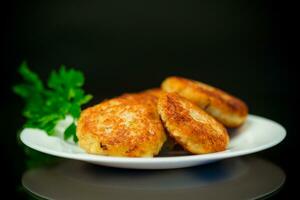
left=20, top=114, right=286, bottom=169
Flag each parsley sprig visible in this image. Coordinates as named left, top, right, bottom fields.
left=13, top=62, right=92, bottom=142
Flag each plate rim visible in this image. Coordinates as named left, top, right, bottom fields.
left=20, top=114, right=286, bottom=164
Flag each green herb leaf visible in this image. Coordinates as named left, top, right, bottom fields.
left=80, top=94, right=93, bottom=105
left=13, top=62, right=93, bottom=141
left=64, top=122, right=77, bottom=141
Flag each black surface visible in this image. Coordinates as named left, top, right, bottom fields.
left=2, top=0, right=296, bottom=199
left=21, top=156, right=286, bottom=200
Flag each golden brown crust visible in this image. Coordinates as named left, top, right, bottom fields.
left=161, top=76, right=248, bottom=127
left=77, top=93, right=166, bottom=157
left=142, top=88, right=164, bottom=99
left=158, top=93, right=229, bottom=154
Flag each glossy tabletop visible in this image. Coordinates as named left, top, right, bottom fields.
left=22, top=156, right=285, bottom=200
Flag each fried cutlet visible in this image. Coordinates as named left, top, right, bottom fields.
left=77, top=93, right=167, bottom=157
left=161, top=76, right=248, bottom=127
left=158, top=93, right=229, bottom=154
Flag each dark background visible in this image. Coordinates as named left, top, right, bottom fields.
left=2, top=0, right=296, bottom=198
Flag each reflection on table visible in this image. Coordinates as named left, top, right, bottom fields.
left=22, top=156, right=285, bottom=200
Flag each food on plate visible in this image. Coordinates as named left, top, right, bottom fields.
left=158, top=93, right=229, bottom=154
left=141, top=88, right=180, bottom=152
left=14, top=63, right=249, bottom=158
left=77, top=93, right=167, bottom=157
left=161, top=76, right=248, bottom=128
left=13, top=63, right=92, bottom=142
left=142, top=88, right=164, bottom=98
